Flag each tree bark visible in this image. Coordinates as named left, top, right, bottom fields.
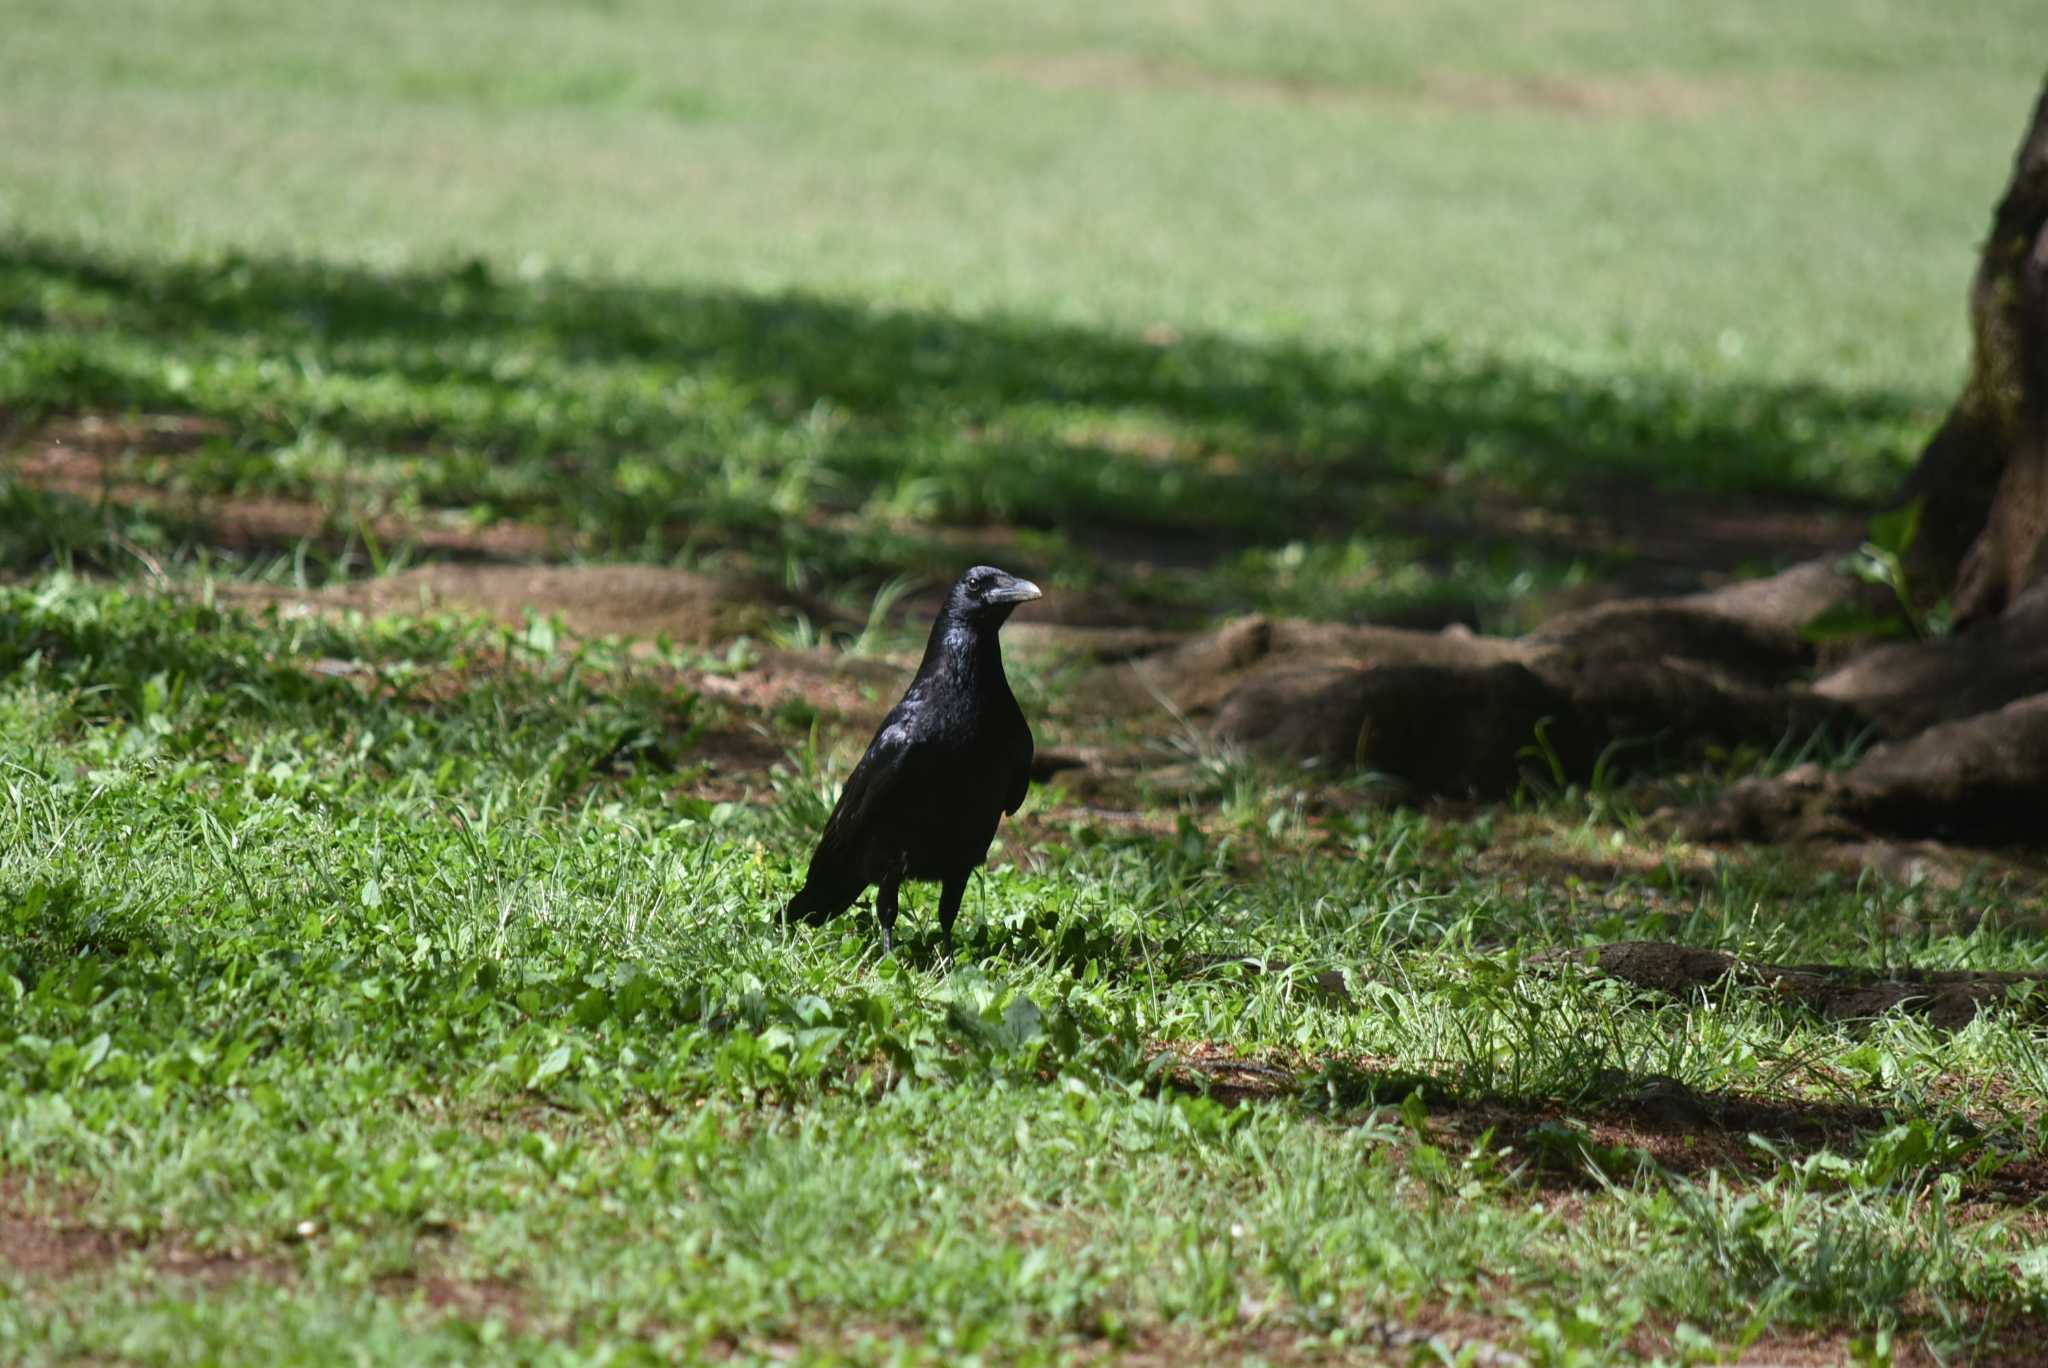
left=1906, top=78, right=2048, bottom=624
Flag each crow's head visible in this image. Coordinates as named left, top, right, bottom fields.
left=947, top=565, right=1043, bottom=626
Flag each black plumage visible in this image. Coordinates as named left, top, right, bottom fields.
left=783, top=565, right=1041, bottom=956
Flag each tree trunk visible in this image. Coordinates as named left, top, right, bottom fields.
left=1905, top=78, right=2048, bottom=625
left=1154, top=76, right=2048, bottom=844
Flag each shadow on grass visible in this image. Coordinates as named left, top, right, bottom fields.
left=1159, top=1050, right=2046, bottom=1204
left=1, top=236, right=1928, bottom=618
left=0, top=580, right=703, bottom=806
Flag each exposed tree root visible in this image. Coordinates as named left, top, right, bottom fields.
left=1682, top=692, right=2048, bottom=846
left=1131, top=82, right=2048, bottom=846
left=1135, top=560, right=1878, bottom=800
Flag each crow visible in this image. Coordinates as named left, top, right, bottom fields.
left=783, top=565, right=1041, bottom=956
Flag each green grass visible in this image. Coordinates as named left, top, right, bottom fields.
left=1, top=583, right=2046, bottom=1363
left=6, top=2, right=2048, bottom=1361
left=2, top=0, right=2038, bottom=386
left=0, top=241, right=1948, bottom=625
left=5, top=2, right=2042, bottom=620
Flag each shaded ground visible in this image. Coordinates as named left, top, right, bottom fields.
left=10, top=426, right=2036, bottom=909
left=11, top=413, right=573, bottom=565
left=1551, top=941, right=2048, bottom=1028
left=4, top=387, right=1870, bottom=631
left=1156, top=1044, right=2048, bottom=1279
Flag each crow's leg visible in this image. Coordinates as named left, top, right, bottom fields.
left=876, top=875, right=900, bottom=956
left=936, top=872, right=968, bottom=963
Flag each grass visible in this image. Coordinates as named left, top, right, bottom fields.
left=0, top=583, right=2046, bottom=1364
left=5, top=1, right=2048, bottom=1361
left=0, top=240, right=1949, bottom=626
left=5, top=2, right=2042, bottom=620
left=2, top=0, right=2039, bottom=385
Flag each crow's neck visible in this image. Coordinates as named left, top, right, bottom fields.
left=917, top=614, right=1005, bottom=691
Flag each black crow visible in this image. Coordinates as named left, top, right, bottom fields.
left=783, top=565, right=1041, bottom=956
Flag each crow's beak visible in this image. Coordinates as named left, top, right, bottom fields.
left=987, top=578, right=1043, bottom=605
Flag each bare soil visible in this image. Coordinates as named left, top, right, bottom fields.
left=9, top=409, right=1866, bottom=632
left=15, top=414, right=571, bottom=564
left=0, top=1174, right=537, bottom=1336
left=0, top=1176, right=291, bottom=1293
left=216, top=563, right=809, bottom=644
left=987, top=52, right=1805, bottom=122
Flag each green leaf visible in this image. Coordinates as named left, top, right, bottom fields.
left=78, top=1032, right=111, bottom=1078
left=528, top=1044, right=573, bottom=1089
left=1399, top=1087, right=1430, bottom=1136
left=1867, top=498, right=1922, bottom=558
left=1800, top=599, right=1911, bottom=644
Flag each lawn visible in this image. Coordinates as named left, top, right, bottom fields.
left=4, top=2, right=2048, bottom=1363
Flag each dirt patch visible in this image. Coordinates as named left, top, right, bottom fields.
left=685, top=645, right=902, bottom=718
left=1427, top=1086, right=1881, bottom=1185
left=0, top=1175, right=541, bottom=1336
left=376, top=1269, right=533, bottom=1333
left=1727, top=1323, right=2043, bottom=1367
left=0, top=1175, right=290, bottom=1290
left=216, top=563, right=812, bottom=644
left=1442, top=482, right=1866, bottom=626
left=681, top=725, right=793, bottom=802
left=702, top=1296, right=1522, bottom=1365
left=989, top=52, right=1780, bottom=121
left=33, top=412, right=228, bottom=458
left=13, top=415, right=571, bottom=564
left=0, top=1180, right=126, bottom=1280
left=9, top=408, right=1870, bottom=642
left=176, top=494, right=569, bottom=564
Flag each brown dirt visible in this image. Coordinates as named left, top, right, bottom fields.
left=988, top=52, right=1797, bottom=122
left=0, top=1174, right=538, bottom=1335
left=11, top=408, right=1866, bottom=633
left=216, top=563, right=810, bottom=644
left=15, top=408, right=2047, bottom=869
left=0, top=1179, right=127, bottom=1280
left=15, top=414, right=570, bottom=563
left=1107, top=1307, right=1524, bottom=1366
left=0, top=1175, right=291, bottom=1291
left=1727, top=1323, right=2045, bottom=1367
left=375, top=1269, right=533, bottom=1333
left=1465, top=821, right=2047, bottom=928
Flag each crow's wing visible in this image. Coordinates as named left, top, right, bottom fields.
left=1004, top=723, right=1032, bottom=815
left=809, top=719, right=927, bottom=876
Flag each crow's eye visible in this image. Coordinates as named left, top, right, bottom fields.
left=971, top=573, right=993, bottom=593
